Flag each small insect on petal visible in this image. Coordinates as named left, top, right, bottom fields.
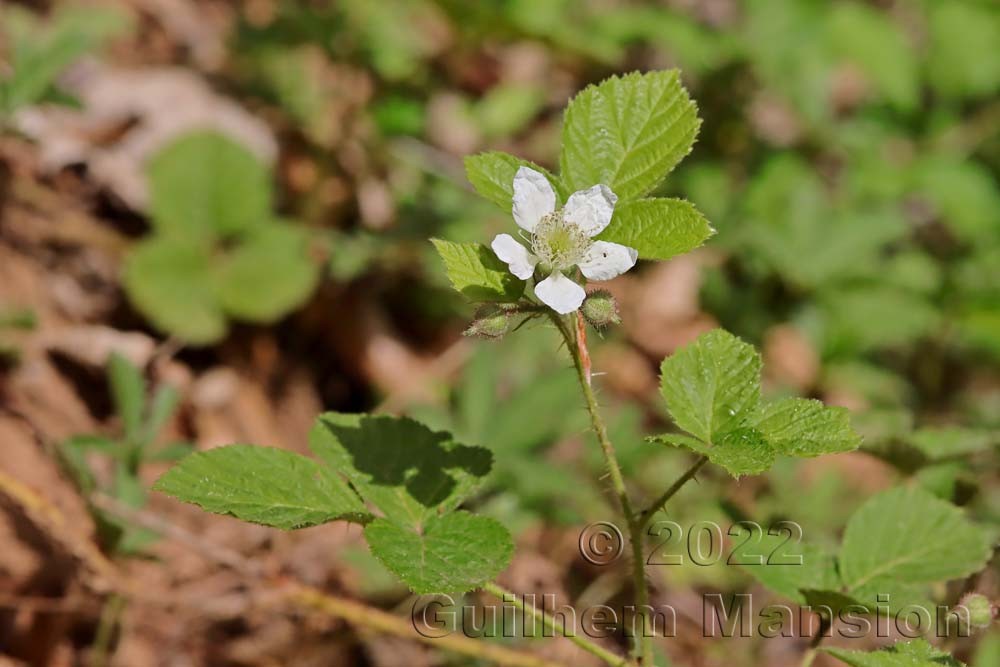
left=578, top=241, right=638, bottom=281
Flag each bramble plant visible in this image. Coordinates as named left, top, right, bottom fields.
left=154, top=71, right=996, bottom=667
left=123, top=131, right=321, bottom=345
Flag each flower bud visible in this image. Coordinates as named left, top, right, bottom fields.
left=960, top=593, right=995, bottom=629
left=582, top=290, right=621, bottom=328
left=464, top=304, right=511, bottom=339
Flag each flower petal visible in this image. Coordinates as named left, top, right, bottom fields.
left=578, top=241, right=638, bottom=281
left=512, top=166, right=556, bottom=232
left=563, top=184, right=617, bottom=237
left=491, top=233, right=538, bottom=280
left=534, top=271, right=586, bottom=314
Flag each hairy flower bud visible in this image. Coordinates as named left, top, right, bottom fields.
left=582, top=289, right=621, bottom=328
left=960, top=593, right=996, bottom=629
left=464, top=304, right=511, bottom=339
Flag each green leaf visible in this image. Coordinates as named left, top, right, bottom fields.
left=59, top=435, right=116, bottom=493
left=123, top=237, right=226, bottom=345
left=658, top=329, right=762, bottom=444
left=364, top=512, right=513, bottom=594
left=309, top=413, right=493, bottom=528
left=926, top=3, right=1000, bottom=101
left=824, top=639, right=965, bottom=667
left=148, top=131, right=272, bottom=241
left=560, top=70, right=701, bottom=200
left=123, top=238, right=227, bottom=345
left=0, top=5, right=128, bottom=114
left=107, top=352, right=145, bottom=443
left=909, top=427, right=997, bottom=461
left=154, top=445, right=368, bottom=529
left=465, top=152, right=566, bottom=208
left=144, top=385, right=179, bottom=444
left=974, top=633, right=1000, bottom=667
left=213, top=224, right=320, bottom=322
left=430, top=239, right=525, bottom=302
left=827, top=3, right=919, bottom=111
left=731, top=526, right=840, bottom=604
left=754, top=398, right=861, bottom=458
left=147, top=441, right=195, bottom=462
left=596, top=198, right=714, bottom=260
left=839, top=486, right=995, bottom=603
left=653, top=429, right=774, bottom=477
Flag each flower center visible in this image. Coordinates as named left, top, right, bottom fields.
left=531, top=211, right=589, bottom=270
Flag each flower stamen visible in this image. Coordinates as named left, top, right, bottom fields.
left=531, top=211, right=589, bottom=270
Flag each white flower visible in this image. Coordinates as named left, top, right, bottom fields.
left=491, top=167, right=638, bottom=314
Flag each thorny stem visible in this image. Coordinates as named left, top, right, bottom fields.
left=637, top=456, right=709, bottom=530
left=483, top=582, right=636, bottom=667
left=552, top=312, right=654, bottom=665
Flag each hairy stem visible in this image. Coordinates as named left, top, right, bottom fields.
left=483, top=582, right=636, bottom=667
left=637, top=456, right=709, bottom=530
left=553, top=313, right=654, bottom=666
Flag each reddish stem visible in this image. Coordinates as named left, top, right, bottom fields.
left=575, top=311, right=592, bottom=385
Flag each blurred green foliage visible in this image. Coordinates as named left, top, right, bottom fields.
left=59, top=353, right=192, bottom=556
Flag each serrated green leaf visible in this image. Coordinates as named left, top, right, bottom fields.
left=464, top=152, right=566, bottom=209
left=560, top=70, right=700, bottom=200
left=659, top=329, right=762, bottom=444
left=824, top=639, right=965, bottom=667
left=430, top=239, right=524, bottom=302
left=154, top=445, right=368, bottom=529
left=754, top=398, right=861, bottom=458
left=653, top=429, right=774, bottom=477
left=108, top=352, right=145, bottom=444
left=839, top=487, right=995, bottom=601
left=704, top=428, right=775, bottom=477
left=596, top=198, right=714, bottom=260
left=364, top=512, right=513, bottom=594
left=309, top=413, right=493, bottom=528
left=148, top=131, right=271, bottom=241
left=123, top=238, right=227, bottom=345
left=213, top=224, right=320, bottom=322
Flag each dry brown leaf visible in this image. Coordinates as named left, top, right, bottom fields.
left=15, top=63, right=277, bottom=210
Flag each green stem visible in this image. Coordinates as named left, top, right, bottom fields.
left=90, top=594, right=124, bottom=667
left=482, top=582, right=635, bottom=667
left=799, top=615, right=831, bottom=667
left=637, top=456, right=709, bottom=530
left=552, top=313, right=653, bottom=666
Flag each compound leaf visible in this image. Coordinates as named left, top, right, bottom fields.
left=364, top=512, right=513, bottom=594
left=154, top=445, right=368, bottom=529
left=431, top=239, right=525, bottom=302
left=560, top=70, right=700, bottom=200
